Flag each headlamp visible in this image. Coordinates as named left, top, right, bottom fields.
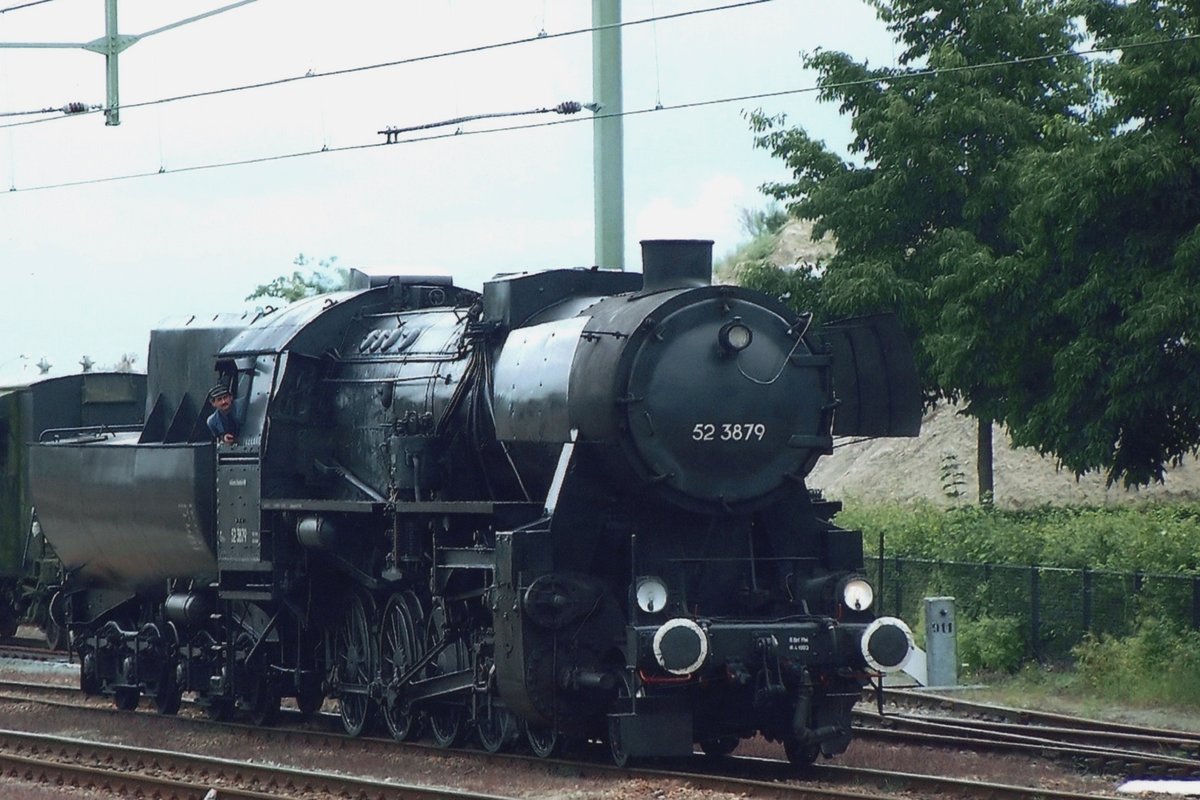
left=840, top=576, right=875, bottom=612
left=635, top=576, right=668, bottom=614
left=718, top=318, right=753, bottom=353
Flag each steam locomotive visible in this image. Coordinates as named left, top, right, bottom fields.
left=31, top=240, right=920, bottom=767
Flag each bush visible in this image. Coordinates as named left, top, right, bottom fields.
left=958, top=615, right=1026, bottom=675
left=844, top=502, right=1200, bottom=575
left=1073, top=619, right=1200, bottom=708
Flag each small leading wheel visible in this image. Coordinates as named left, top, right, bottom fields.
left=335, top=590, right=377, bottom=737
left=476, top=706, right=519, bottom=753
left=784, top=737, right=820, bottom=769
left=607, top=671, right=638, bottom=768
left=380, top=592, right=423, bottom=742
left=700, top=737, right=739, bottom=758
left=525, top=723, right=565, bottom=759
left=608, top=716, right=635, bottom=768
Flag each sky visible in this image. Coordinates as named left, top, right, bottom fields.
left=0, top=0, right=895, bottom=383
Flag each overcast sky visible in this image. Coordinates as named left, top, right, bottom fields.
left=0, top=0, right=894, bottom=383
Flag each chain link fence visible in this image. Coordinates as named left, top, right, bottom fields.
left=872, top=557, right=1200, bottom=662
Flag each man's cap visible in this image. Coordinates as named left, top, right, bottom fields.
left=208, top=384, right=233, bottom=401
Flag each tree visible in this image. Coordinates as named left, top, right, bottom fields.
left=111, top=354, right=138, bottom=373
left=718, top=204, right=830, bottom=320
left=246, top=254, right=349, bottom=303
left=996, top=1, right=1200, bottom=485
left=748, top=0, right=1088, bottom=501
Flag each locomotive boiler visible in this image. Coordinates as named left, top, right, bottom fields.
left=31, top=240, right=921, bottom=767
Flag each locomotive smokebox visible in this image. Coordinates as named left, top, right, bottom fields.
left=640, top=239, right=713, bottom=292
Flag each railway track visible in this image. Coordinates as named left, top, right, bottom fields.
left=877, top=686, right=1200, bottom=747
left=0, top=675, right=1130, bottom=799
left=862, top=687, right=1200, bottom=774
left=0, top=642, right=71, bottom=664
left=0, top=727, right=518, bottom=800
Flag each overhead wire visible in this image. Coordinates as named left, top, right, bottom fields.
left=4, top=30, right=1199, bottom=195
left=0, top=0, right=57, bottom=14
left=0, top=0, right=775, bottom=132
left=0, top=101, right=95, bottom=118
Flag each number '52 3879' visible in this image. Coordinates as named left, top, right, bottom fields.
left=691, top=423, right=766, bottom=442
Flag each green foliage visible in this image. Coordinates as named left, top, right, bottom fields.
left=958, top=614, right=1026, bottom=675
left=995, top=1, right=1200, bottom=486
left=734, top=260, right=826, bottom=322
left=246, top=254, right=349, bottom=303
left=1073, top=619, right=1200, bottom=708
left=751, top=1, right=1200, bottom=487
left=738, top=205, right=790, bottom=240
left=847, top=501, right=1200, bottom=574
left=717, top=203, right=829, bottom=321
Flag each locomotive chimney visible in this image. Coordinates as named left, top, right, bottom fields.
left=639, top=239, right=713, bottom=292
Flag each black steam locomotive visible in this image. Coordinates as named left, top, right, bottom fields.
left=31, top=240, right=920, bottom=767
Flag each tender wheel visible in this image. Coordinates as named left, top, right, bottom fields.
left=79, top=650, right=101, bottom=695
left=784, top=737, right=820, bottom=768
left=380, top=592, right=423, bottom=741
left=113, top=656, right=140, bottom=711
left=0, top=607, right=17, bottom=639
left=44, top=592, right=68, bottom=651
left=476, top=706, right=518, bottom=753
left=524, top=722, right=565, bottom=759
left=335, top=590, right=377, bottom=737
left=154, top=664, right=183, bottom=715
left=44, top=618, right=68, bottom=652
left=700, top=737, right=739, bottom=758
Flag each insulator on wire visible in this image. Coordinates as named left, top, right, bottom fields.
left=61, top=102, right=89, bottom=115
left=554, top=101, right=582, bottom=115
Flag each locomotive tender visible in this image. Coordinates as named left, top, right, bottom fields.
left=0, top=372, right=145, bottom=647
left=32, top=240, right=921, bottom=767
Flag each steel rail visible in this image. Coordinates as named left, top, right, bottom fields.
left=853, top=717, right=1200, bottom=777
left=0, top=726, right=515, bottom=800
left=874, top=687, right=1200, bottom=745
left=0, top=676, right=1130, bottom=800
